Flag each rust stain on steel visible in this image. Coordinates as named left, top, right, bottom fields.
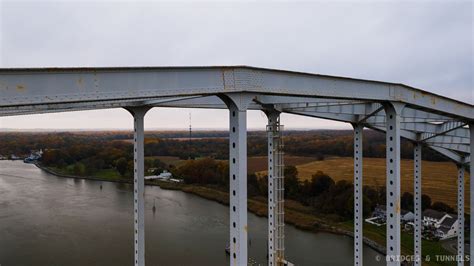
left=418, top=90, right=438, bottom=105
left=396, top=202, right=400, bottom=214
left=244, top=225, right=248, bottom=232
left=16, top=85, right=26, bottom=91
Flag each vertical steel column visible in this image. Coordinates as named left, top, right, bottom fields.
left=353, top=124, right=363, bottom=266
left=267, top=111, right=285, bottom=266
left=470, top=124, right=474, bottom=264
left=267, top=114, right=276, bottom=266
left=413, top=143, right=422, bottom=266
left=128, top=107, right=149, bottom=266
left=457, top=164, right=465, bottom=266
left=229, top=104, right=248, bottom=266
left=384, top=103, right=404, bottom=265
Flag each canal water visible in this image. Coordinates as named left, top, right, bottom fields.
left=0, top=161, right=383, bottom=265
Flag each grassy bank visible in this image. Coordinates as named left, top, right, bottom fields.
left=39, top=164, right=455, bottom=265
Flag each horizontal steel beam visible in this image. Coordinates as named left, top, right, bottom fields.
left=0, top=96, right=200, bottom=116
left=428, top=143, right=470, bottom=154
left=421, top=121, right=466, bottom=141
left=280, top=109, right=468, bottom=164
left=1, top=66, right=472, bottom=119
left=425, top=135, right=470, bottom=145
left=427, top=146, right=465, bottom=163
left=365, top=125, right=466, bottom=163
left=0, top=66, right=470, bottom=162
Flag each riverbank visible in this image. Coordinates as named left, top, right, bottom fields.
left=36, top=163, right=455, bottom=264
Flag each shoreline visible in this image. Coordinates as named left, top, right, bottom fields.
left=35, top=163, right=387, bottom=255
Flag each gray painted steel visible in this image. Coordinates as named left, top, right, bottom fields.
left=266, top=111, right=285, bottom=265
left=385, top=103, right=404, bottom=266
left=224, top=94, right=251, bottom=266
left=457, top=165, right=465, bottom=266
left=129, top=107, right=148, bottom=266
left=267, top=113, right=277, bottom=265
left=0, top=66, right=472, bottom=265
left=1, top=66, right=471, bottom=119
left=471, top=125, right=474, bottom=266
left=414, top=143, right=422, bottom=266
left=353, top=124, right=363, bottom=266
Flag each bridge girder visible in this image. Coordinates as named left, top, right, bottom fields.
left=0, top=66, right=473, bottom=266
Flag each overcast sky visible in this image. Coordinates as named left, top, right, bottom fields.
left=0, top=0, right=472, bottom=130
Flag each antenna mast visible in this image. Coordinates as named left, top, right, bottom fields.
left=188, top=112, right=192, bottom=159
left=189, top=112, right=192, bottom=143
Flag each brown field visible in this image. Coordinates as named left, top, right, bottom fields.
left=291, top=157, right=469, bottom=210
left=247, top=156, right=318, bottom=174
left=153, top=154, right=468, bottom=210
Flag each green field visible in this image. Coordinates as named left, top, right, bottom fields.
left=339, top=221, right=455, bottom=266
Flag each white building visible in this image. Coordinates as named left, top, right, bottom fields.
left=423, top=209, right=458, bottom=239
left=423, top=209, right=448, bottom=226
left=436, top=216, right=458, bottom=239
left=24, top=149, right=43, bottom=163
left=145, top=170, right=173, bottom=181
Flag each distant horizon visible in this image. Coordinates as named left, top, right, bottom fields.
left=0, top=127, right=353, bottom=132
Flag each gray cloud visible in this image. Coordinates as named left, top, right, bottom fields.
left=0, top=1, right=472, bottom=129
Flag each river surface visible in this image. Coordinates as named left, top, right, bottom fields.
left=0, top=161, right=384, bottom=265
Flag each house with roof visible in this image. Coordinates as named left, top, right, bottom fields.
left=401, top=209, right=414, bottom=222
left=373, top=205, right=386, bottom=220
left=436, top=215, right=458, bottom=239
left=423, top=209, right=458, bottom=239
left=423, top=209, right=447, bottom=226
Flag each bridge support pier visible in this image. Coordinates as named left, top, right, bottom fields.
left=413, top=142, right=422, bottom=266
left=384, top=103, right=404, bottom=266
left=266, top=111, right=285, bottom=266
left=221, top=93, right=253, bottom=266
left=352, top=123, right=363, bottom=266
left=457, top=164, right=465, bottom=266
left=127, top=107, right=150, bottom=266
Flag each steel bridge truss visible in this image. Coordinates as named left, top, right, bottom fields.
left=0, top=66, right=472, bottom=266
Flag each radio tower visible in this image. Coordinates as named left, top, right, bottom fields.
left=189, top=112, right=192, bottom=143
left=189, top=112, right=192, bottom=159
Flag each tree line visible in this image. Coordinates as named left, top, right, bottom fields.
left=0, top=130, right=449, bottom=162
left=0, top=130, right=458, bottom=220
